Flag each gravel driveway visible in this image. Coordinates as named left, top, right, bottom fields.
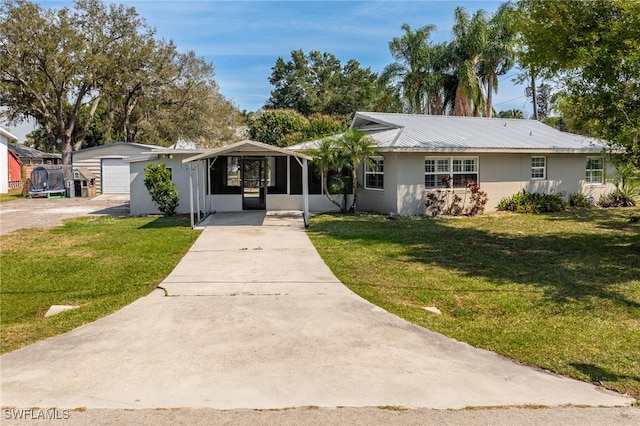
left=0, top=194, right=130, bottom=235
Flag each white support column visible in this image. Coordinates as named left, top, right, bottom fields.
left=188, top=164, right=194, bottom=228
left=195, top=160, right=201, bottom=224
left=302, top=158, right=309, bottom=227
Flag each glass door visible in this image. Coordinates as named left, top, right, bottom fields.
left=242, top=157, right=267, bottom=210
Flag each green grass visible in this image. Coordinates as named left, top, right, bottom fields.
left=0, top=189, right=24, bottom=203
left=0, top=215, right=200, bottom=353
left=307, top=208, right=640, bottom=401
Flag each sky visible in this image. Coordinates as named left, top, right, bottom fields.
left=5, top=0, right=533, bottom=141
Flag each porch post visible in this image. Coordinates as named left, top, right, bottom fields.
left=302, top=157, right=309, bottom=228
left=195, top=160, right=201, bottom=224
left=188, top=163, right=194, bottom=228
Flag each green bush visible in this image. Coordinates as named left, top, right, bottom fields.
left=569, top=192, right=592, bottom=208
left=498, top=190, right=566, bottom=214
left=144, top=163, right=179, bottom=216
left=598, top=180, right=639, bottom=208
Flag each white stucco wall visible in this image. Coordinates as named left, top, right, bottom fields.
left=358, top=151, right=617, bottom=216
left=129, top=155, right=206, bottom=216
left=0, top=132, right=9, bottom=193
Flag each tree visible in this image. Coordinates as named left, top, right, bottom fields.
left=307, top=137, right=347, bottom=211
left=517, top=0, right=640, bottom=164
left=265, top=50, right=382, bottom=120
left=143, top=163, right=179, bottom=216
left=498, top=109, right=525, bottom=119
left=383, top=24, right=438, bottom=114
left=338, top=130, right=377, bottom=212
left=248, top=109, right=309, bottom=147
left=0, top=0, right=153, bottom=164
left=248, top=109, right=345, bottom=147
left=307, top=129, right=377, bottom=213
left=479, top=3, right=518, bottom=117
left=450, top=7, right=489, bottom=116
left=1, top=0, right=239, bottom=158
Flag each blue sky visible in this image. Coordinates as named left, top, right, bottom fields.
left=25, top=1, right=531, bottom=125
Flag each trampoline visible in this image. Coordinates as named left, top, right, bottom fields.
left=29, top=167, right=67, bottom=198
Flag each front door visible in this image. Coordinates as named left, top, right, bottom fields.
left=242, top=157, right=266, bottom=210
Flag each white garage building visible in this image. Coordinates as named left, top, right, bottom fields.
left=72, top=142, right=155, bottom=194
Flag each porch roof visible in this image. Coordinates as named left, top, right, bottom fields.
left=182, top=140, right=312, bottom=163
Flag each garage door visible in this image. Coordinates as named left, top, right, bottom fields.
left=101, top=158, right=130, bottom=193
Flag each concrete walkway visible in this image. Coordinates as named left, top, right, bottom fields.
left=0, top=211, right=634, bottom=410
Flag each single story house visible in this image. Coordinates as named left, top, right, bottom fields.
left=72, top=142, right=156, bottom=194
left=291, top=112, right=616, bottom=215
left=1, top=127, right=18, bottom=193
left=128, top=113, right=617, bottom=222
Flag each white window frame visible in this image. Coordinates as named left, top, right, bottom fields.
left=364, top=156, right=384, bottom=190
left=586, top=156, right=604, bottom=184
left=425, top=156, right=478, bottom=189
left=531, top=156, right=546, bottom=180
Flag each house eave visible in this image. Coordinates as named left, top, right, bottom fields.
left=375, top=147, right=608, bottom=154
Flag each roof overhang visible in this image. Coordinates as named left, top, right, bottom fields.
left=182, top=140, right=312, bottom=164
left=0, top=127, right=18, bottom=141
left=375, top=147, right=608, bottom=154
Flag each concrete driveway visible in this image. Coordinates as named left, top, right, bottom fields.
left=0, top=194, right=129, bottom=235
left=0, top=211, right=634, bottom=410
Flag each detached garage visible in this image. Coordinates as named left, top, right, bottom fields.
left=72, top=142, right=156, bottom=194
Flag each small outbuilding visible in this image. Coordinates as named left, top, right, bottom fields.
left=70, top=167, right=97, bottom=198
left=72, top=142, right=156, bottom=194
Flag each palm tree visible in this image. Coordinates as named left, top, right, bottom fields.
left=382, top=23, right=436, bottom=114
left=480, top=3, right=517, bottom=117
left=450, top=7, right=488, bottom=116
left=338, top=129, right=378, bottom=212
left=308, top=137, right=345, bottom=211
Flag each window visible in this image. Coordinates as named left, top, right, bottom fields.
left=365, top=157, right=384, bottom=190
left=425, top=157, right=478, bottom=189
left=531, top=156, right=546, bottom=180
left=586, top=156, right=604, bottom=184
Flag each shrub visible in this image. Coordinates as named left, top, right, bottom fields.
left=498, top=190, right=566, bottom=214
left=569, top=192, right=592, bottom=208
left=144, top=163, right=179, bottom=216
left=425, top=177, right=488, bottom=217
left=598, top=180, right=639, bottom=208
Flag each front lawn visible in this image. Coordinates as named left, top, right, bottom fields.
left=0, top=215, right=200, bottom=353
left=307, top=208, right=640, bottom=401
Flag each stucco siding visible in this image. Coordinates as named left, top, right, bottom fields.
left=130, top=156, right=201, bottom=216
left=0, top=134, right=8, bottom=193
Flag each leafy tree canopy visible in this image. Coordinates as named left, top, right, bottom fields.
left=248, top=109, right=345, bottom=147
left=517, top=0, right=640, bottom=163
left=0, top=0, right=239, bottom=165
left=265, top=50, right=387, bottom=121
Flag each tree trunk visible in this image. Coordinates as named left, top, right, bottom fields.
left=486, top=74, right=495, bottom=118
left=349, top=168, right=358, bottom=212
left=322, top=170, right=343, bottom=211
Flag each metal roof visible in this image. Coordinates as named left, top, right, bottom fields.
left=350, top=112, right=607, bottom=153
left=8, top=143, right=61, bottom=159
left=183, top=140, right=312, bottom=163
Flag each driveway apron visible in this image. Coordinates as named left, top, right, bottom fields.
left=0, top=211, right=634, bottom=409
